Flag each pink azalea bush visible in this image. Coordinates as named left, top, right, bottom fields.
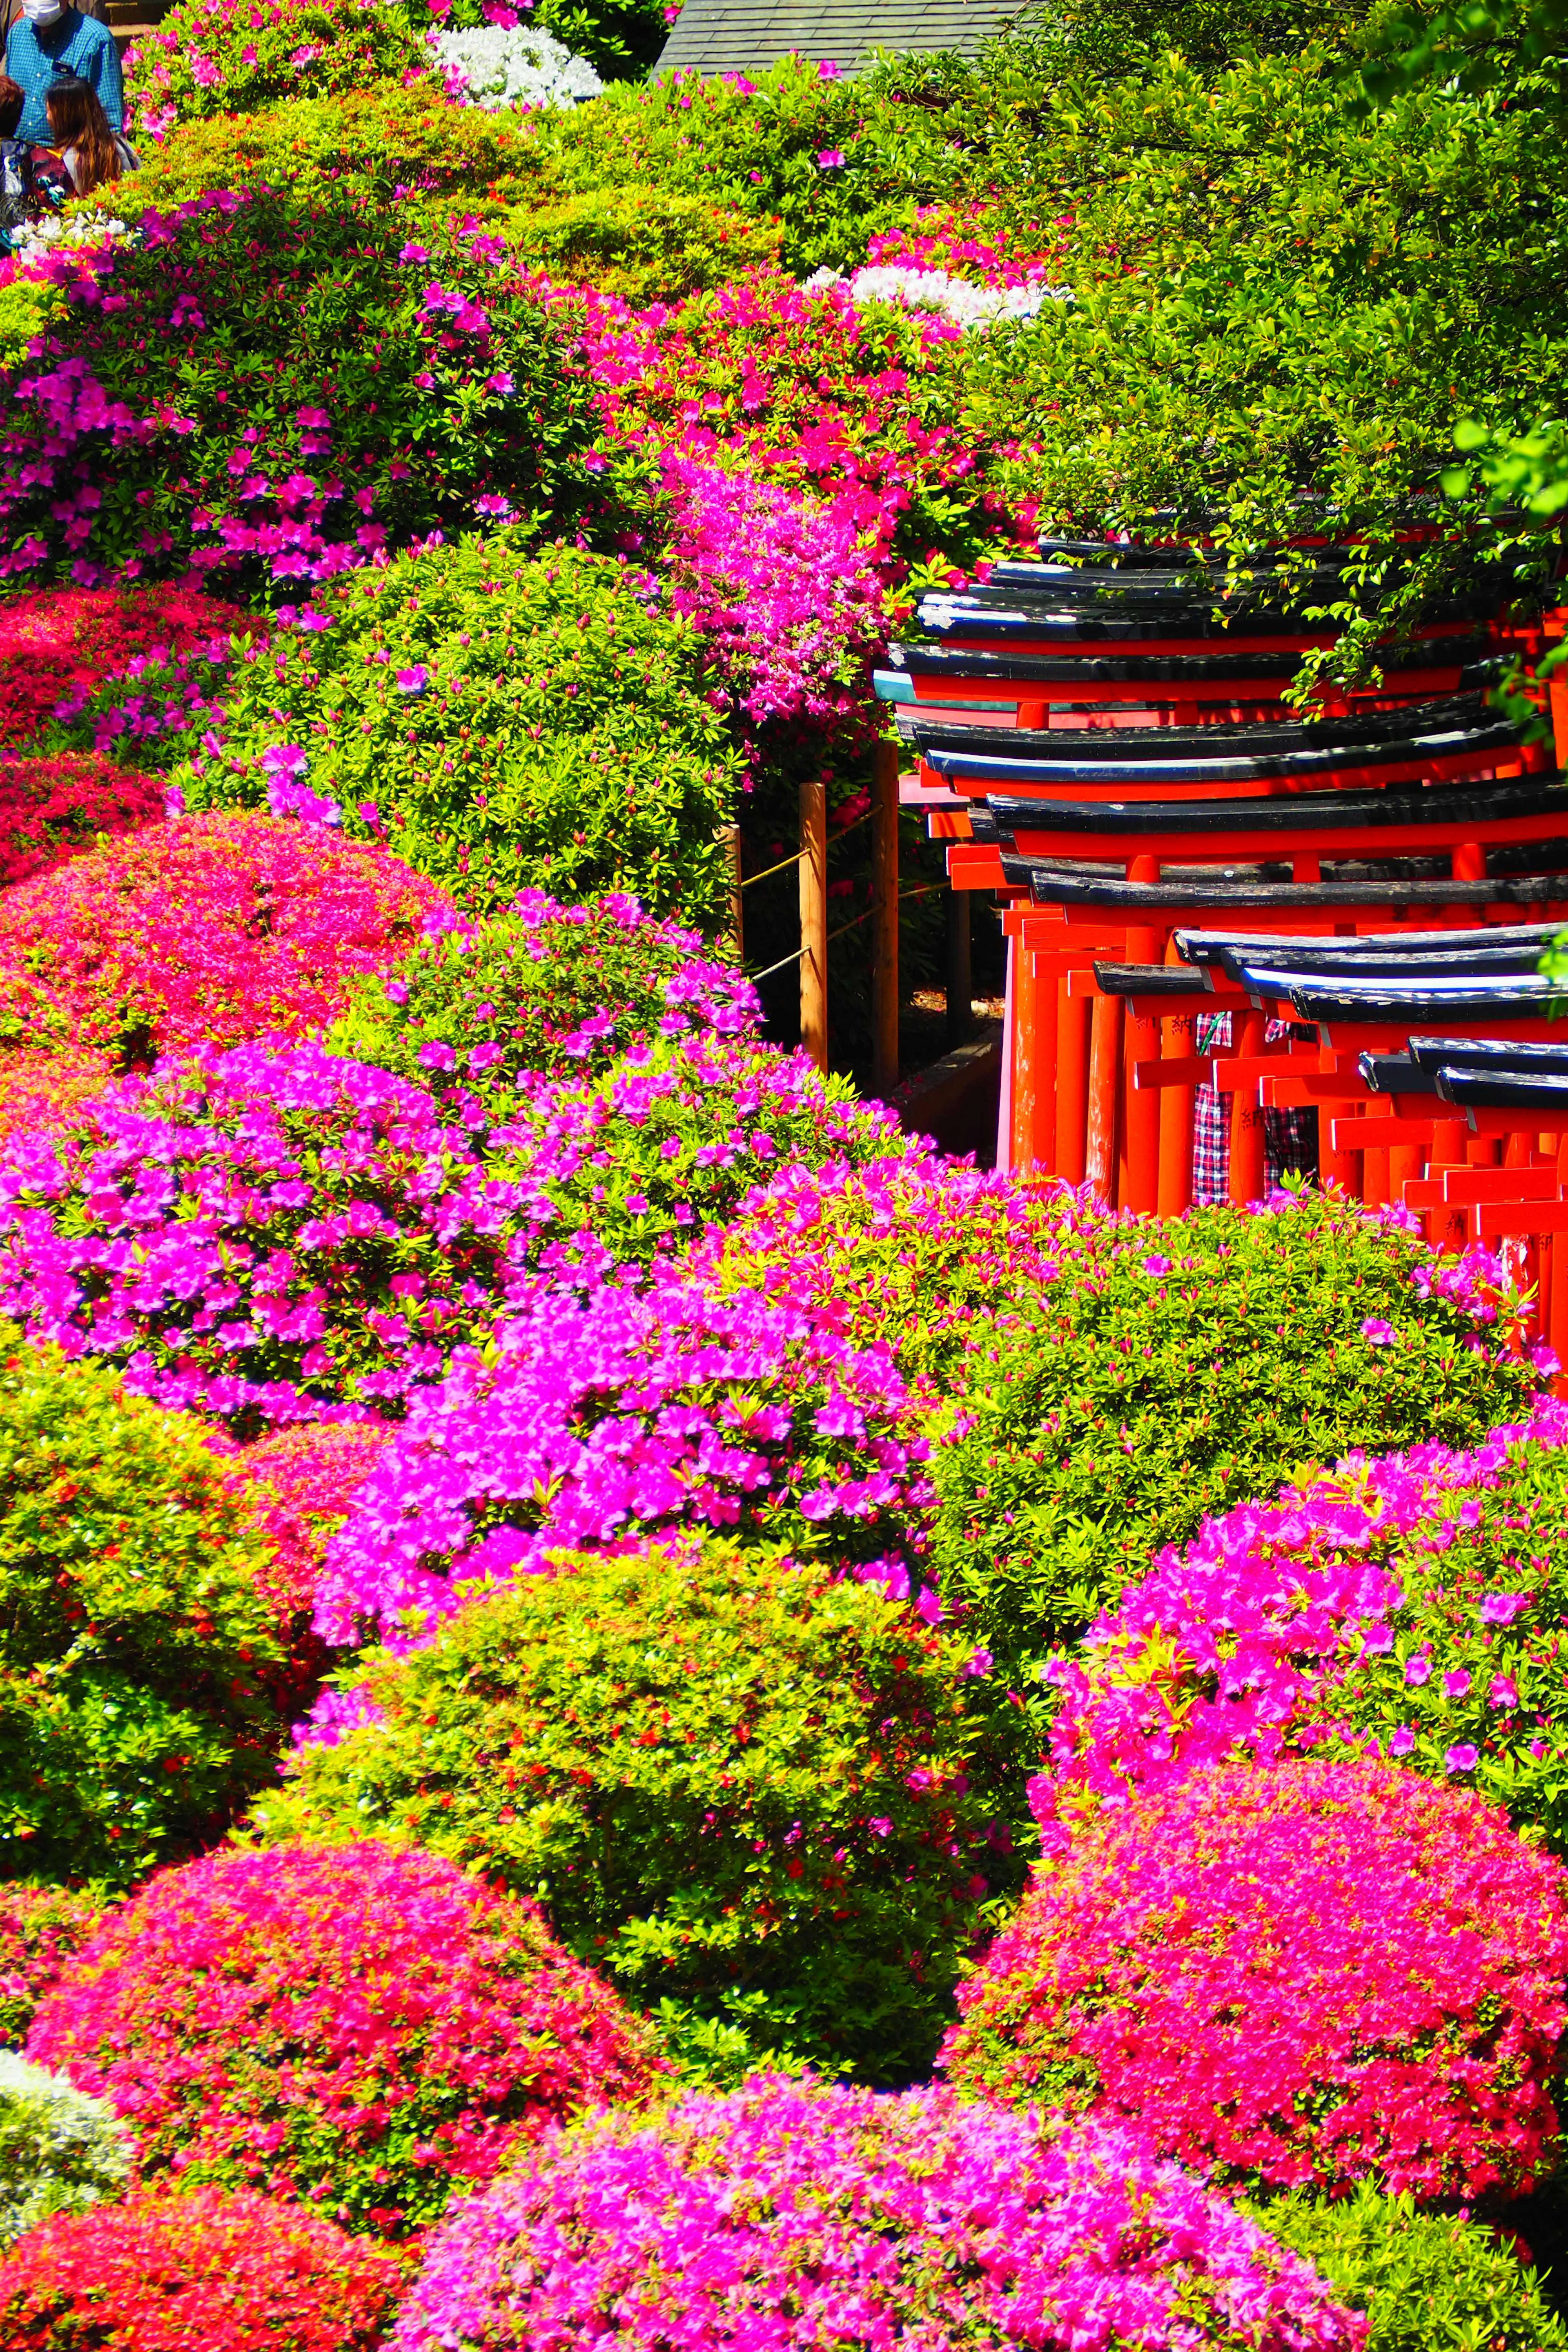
left=125, top=0, right=426, bottom=142
left=27, top=1840, right=661, bottom=2237
left=0, top=755, right=164, bottom=894
left=305, top=1261, right=933, bottom=1658
left=222, top=1421, right=396, bottom=1625
left=0, top=1887, right=103, bottom=2045
left=389, top=2075, right=1364, bottom=2352
left=0, top=581, right=258, bottom=753
left=0, top=814, right=451, bottom=1098
left=1037, top=1395, right=1568, bottom=1852
left=941, top=1758, right=1568, bottom=2201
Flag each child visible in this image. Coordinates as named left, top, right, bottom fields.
left=0, top=72, right=34, bottom=238
left=43, top=70, right=132, bottom=199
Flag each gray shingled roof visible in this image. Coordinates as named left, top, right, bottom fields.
left=655, top=1, right=1023, bottom=79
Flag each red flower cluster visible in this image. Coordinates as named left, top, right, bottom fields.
left=224, top=1420, right=397, bottom=1625
left=942, top=1759, right=1568, bottom=2202
left=0, top=753, right=163, bottom=889
left=27, top=1839, right=662, bottom=2236
left=0, top=2186, right=400, bottom=2352
left=0, top=580, right=256, bottom=752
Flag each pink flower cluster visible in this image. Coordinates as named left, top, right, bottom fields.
left=27, top=1840, right=660, bottom=2238
left=391, top=2074, right=1364, bottom=2352
left=942, top=1758, right=1568, bottom=2201
left=0, top=581, right=258, bottom=752
left=0, top=753, right=163, bottom=892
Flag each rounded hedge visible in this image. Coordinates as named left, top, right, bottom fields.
left=27, top=1839, right=661, bottom=2237
left=941, top=1759, right=1568, bottom=2202
left=177, top=535, right=744, bottom=918
left=1250, top=2181, right=1568, bottom=2352
left=261, top=1537, right=1009, bottom=2082
left=327, top=887, right=760, bottom=1102
left=0, top=1336, right=288, bottom=1888
left=0, top=2052, right=131, bottom=2250
left=389, top=2076, right=1362, bottom=2352
left=0, top=2186, right=401, bottom=2352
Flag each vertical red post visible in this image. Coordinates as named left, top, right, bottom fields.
left=1227, top=1008, right=1267, bottom=1205
left=1056, top=975, right=1091, bottom=1184
left=1012, top=932, right=1039, bottom=1173
left=1086, top=994, right=1123, bottom=1207
left=1123, top=857, right=1162, bottom=1215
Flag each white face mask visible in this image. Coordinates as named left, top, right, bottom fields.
left=20, top=0, right=66, bottom=25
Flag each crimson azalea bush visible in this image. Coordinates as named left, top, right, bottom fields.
left=941, top=1759, right=1568, bottom=2202
left=0, top=1335, right=291, bottom=1887
left=328, top=888, right=760, bottom=1096
left=261, top=1536, right=1010, bottom=2081
left=176, top=534, right=743, bottom=917
left=125, top=0, right=426, bottom=142
left=27, top=1840, right=660, bottom=2236
left=0, top=757, right=163, bottom=893
left=1038, top=1395, right=1568, bottom=1856
left=302, top=1263, right=934, bottom=1651
left=0, top=1888, right=102, bottom=2045
left=0, top=2187, right=402, bottom=2351
left=222, top=1420, right=395, bottom=1626
left=388, top=2075, right=1362, bottom=2352
left=0, top=582, right=258, bottom=755
left=0, top=189, right=601, bottom=595
left=0, top=814, right=450, bottom=1102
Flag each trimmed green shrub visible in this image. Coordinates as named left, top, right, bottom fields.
left=0, top=2054, right=130, bottom=2249
left=507, top=185, right=784, bottom=305
left=96, top=81, right=541, bottom=222
left=179, top=536, right=743, bottom=918
left=256, top=1538, right=1012, bottom=2083
left=1250, top=2182, right=1568, bottom=2352
left=0, top=1338, right=290, bottom=1889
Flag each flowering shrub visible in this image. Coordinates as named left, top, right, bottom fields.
left=0, top=817, right=450, bottom=1114
left=0, top=758, right=163, bottom=893
left=124, top=0, right=425, bottom=140
left=178, top=535, right=743, bottom=917
left=223, top=1421, right=395, bottom=1626
left=328, top=888, right=759, bottom=1098
left=0, top=583, right=256, bottom=754
left=1037, top=1397, right=1568, bottom=1854
left=0, top=1889, right=102, bottom=2046
left=1251, top=2181, right=1568, bottom=2352
left=941, top=1759, right=1568, bottom=2201
left=389, top=2076, right=1362, bottom=2352
left=28, top=1841, right=660, bottom=2236
left=0, top=1336, right=292, bottom=1886
left=508, top=185, right=783, bottom=306
left=916, top=1195, right=1539, bottom=1697
left=305, top=1264, right=933, bottom=1650
left=0, top=2187, right=402, bottom=2351
left=263, top=1536, right=1006, bottom=2080
left=806, top=262, right=1073, bottom=331
left=438, top=22, right=602, bottom=108
left=0, top=190, right=600, bottom=593
left=0, top=2054, right=131, bottom=2249
left=0, top=1043, right=541, bottom=1431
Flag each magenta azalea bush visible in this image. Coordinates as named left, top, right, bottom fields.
left=27, top=1839, right=660, bottom=2236
left=942, top=1758, right=1568, bottom=2202
left=1038, top=1395, right=1568, bottom=1854
left=390, top=2075, right=1363, bottom=2352
left=125, top=0, right=427, bottom=142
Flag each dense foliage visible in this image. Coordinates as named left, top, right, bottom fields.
left=262, top=1537, right=1009, bottom=2080
left=0, top=1338, right=287, bottom=1887
left=27, top=1840, right=659, bottom=2236
left=0, top=2187, right=402, bottom=2352
left=390, top=2076, right=1362, bottom=2352
left=177, top=537, right=743, bottom=916
left=942, top=1760, right=1568, bottom=2201
left=0, top=758, right=162, bottom=897
left=125, top=0, right=427, bottom=141
left=0, top=2054, right=131, bottom=2249
left=0, top=1888, right=101, bottom=2045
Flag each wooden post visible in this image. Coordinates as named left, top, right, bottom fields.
left=1227, top=1007, right=1267, bottom=1206
left=1122, top=858, right=1162, bottom=1216
left=799, top=774, right=828, bottom=1072
left=1085, top=995, right=1123, bottom=1207
left=945, top=886, right=972, bottom=1051
left=718, top=822, right=743, bottom=960
left=871, top=742, right=899, bottom=1096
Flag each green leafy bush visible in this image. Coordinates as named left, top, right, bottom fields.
left=179, top=536, right=742, bottom=918
left=0, top=1338, right=290, bottom=1889
left=0, top=2054, right=130, bottom=2249
left=126, top=0, right=425, bottom=138
left=257, top=1538, right=1012, bottom=2083
left=97, top=80, right=541, bottom=221
left=1250, top=2182, right=1568, bottom=2352
left=508, top=185, right=783, bottom=304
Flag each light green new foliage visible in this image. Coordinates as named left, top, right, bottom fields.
left=1251, top=2183, right=1568, bottom=2352
left=0, top=2053, right=131, bottom=2248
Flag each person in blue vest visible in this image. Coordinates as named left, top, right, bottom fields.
left=3, top=0, right=120, bottom=147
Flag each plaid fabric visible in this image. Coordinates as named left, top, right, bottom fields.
left=1191, top=1014, right=1318, bottom=1205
